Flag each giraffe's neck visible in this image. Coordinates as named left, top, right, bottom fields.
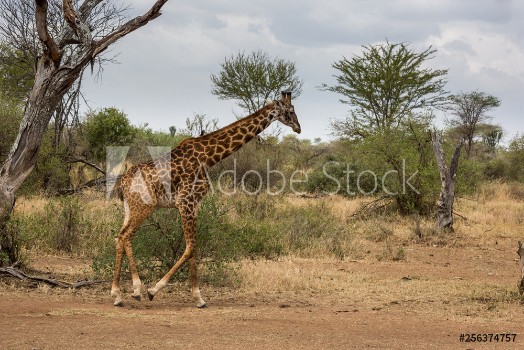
left=198, top=104, right=276, bottom=166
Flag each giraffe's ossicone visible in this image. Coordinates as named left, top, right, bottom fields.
left=110, top=91, right=301, bottom=307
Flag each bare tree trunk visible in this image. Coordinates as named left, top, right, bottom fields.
left=518, top=241, right=524, bottom=294
left=0, top=0, right=169, bottom=265
left=431, top=131, right=463, bottom=230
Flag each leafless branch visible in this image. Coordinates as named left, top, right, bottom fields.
left=452, top=211, right=468, bottom=221
left=66, top=157, right=105, bottom=175
left=58, top=176, right=106, bottom=195
left=92, top=0, right=168, bottom=57
left=350, top=196, right=393, bottom=219
left=35, top=0, right=61, bottom=64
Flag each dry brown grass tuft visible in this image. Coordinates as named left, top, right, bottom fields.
left=455, top=181, right=524, bottom=242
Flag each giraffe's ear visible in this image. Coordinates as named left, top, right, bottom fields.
left=281, top=91, right=292, bottom=103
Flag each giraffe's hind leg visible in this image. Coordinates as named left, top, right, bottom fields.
left=111, top=226, right=127, bottom=307
left=112, top=200, right=151, bottom=306
left=122, top=206, right=152, bottom=303
left=124, top=237, right=142, bottom=301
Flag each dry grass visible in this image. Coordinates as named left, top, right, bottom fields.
left=7, top=181, right=524, bottom=323
left=455, top=181, right=524, bottom=241
left=232, top=182, right=524, bottom=321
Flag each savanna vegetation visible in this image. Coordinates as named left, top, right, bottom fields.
left=1, top=0, right=523, bottom=320
left=1, top=39, right=523, bottom=285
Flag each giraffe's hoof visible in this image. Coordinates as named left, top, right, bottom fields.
left=197, top=303, right=208, bottom=309
left=147, top=290, right=155, bottom=301
left=131, top=294, right=141, bottom=302
left=113, top=301, right=124, bottom=307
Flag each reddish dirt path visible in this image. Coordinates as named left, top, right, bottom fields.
left=1, top=294, right=521, bottom=350
left=1, top=241, right=523, bottom=349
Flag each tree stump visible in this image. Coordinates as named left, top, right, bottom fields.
left=431, top=131, right=464, bottom=230
left=518, top=241, right=524, bottom=294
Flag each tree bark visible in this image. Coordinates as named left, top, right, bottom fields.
left=0, top=0, right=169, bottom=265
left=431, top=131, right=463, bottom=230
left=518, top=241, right=524, bottom=294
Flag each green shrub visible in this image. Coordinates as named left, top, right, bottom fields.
left=229, top=195, right=350, bottom=258
left=0, top=218, right=22, bottom=266
left=483, top=157, right=508, bottom=180
left=92, top=194, right=265, bottom=285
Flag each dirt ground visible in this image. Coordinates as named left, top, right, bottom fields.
left=1, top=237, right=523, bottom=350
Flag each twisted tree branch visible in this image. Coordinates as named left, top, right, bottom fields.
left=35, top=0, right=61, bottom=64
left=92, top=0, right=168, bottom=57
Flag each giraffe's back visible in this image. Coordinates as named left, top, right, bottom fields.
left=119, top=139, right=209, bottom=209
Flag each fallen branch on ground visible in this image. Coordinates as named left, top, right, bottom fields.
left=0, top=262, right=108, bottom=289
left=452, top=211, right=468, bottom=221
left=350, top=196, right=393, bottom=219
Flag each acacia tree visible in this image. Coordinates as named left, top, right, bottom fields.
left=323, top=42, right=449, bottom=138
left=210, top=50, right=303, bottom=114
left=323, top=42, right=449, bottom=214
left=446, top=90, right=501, bottom=157
left=0, top=0, right=169, bottom=265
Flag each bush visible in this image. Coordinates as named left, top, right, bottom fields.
left=483, top=157, right=508, bottom=180
left=0, top=218, right=22, bottom=266
left=20, top=130, right=71, bottom=195
left=16, top=196, right=84, bottom=253
left=92, top=194, right=274, bottom=285
left=83, top=107, right=136, bottom=161
left=507, top=135, right=524, bottom=181
left=0, top=96, right=22, bottom=165
left=229, top=195, right=350, bottom=259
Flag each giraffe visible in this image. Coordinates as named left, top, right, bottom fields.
left=110, top=91, right=301, bottom=307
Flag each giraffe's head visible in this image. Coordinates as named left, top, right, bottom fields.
left=272, top=91, right=301, bottom=134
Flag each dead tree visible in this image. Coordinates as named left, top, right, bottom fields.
left=518, top=241, right=524, bottom=294
left=0, top=0, right=169, bottom=265
left=431, top=131, right=464, bottom=230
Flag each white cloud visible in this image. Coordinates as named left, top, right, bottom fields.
left=429, top=22, right=524, bottom=77
left=81, top=0, right=524, bottom=141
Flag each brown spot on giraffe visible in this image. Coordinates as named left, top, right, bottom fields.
left=110, top=91, right=301, bottom=307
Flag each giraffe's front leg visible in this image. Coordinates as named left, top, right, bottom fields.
left=147, top=204, right=205, bottom=308
left=111, top=237, right=125, bottom=306
left=190, top=255, right=207, bottom=308
left=146, top=244, right=194, bottom=301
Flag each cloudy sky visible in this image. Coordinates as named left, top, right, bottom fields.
left=82, top=0, right=524, bottom=142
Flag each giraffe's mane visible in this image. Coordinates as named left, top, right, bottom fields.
left=195, top=102, right=275, bottom=140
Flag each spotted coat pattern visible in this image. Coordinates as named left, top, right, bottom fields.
left=110, top=92, right=301, bottom=307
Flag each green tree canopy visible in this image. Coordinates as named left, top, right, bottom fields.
left=508, top=134, right=524, bottom=181
left=83, top=107, right=136, bottom=161
left=322, top=42, right=449, bottom=138
left=0, top=44, right=34, bottom=101
left=446, top=90, right=501, bottom=157
left=210, top=50, right=303, bottom=113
